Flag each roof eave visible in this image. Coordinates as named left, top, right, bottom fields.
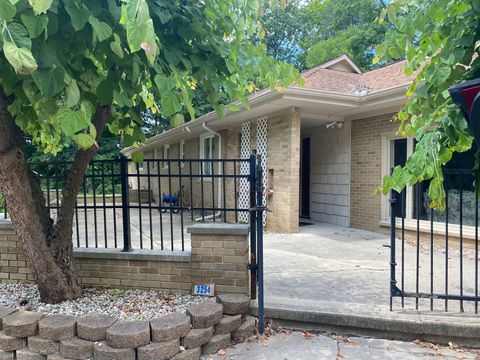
left=122, top=82, right=413, bottom=156
left=121, top=89, right=283, bottom=156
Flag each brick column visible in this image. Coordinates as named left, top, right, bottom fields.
left=188, top=224, right=249, bottom=296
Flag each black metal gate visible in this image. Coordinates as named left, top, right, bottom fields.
left=248, top=154, right=266, bottom=333
left=390, top=168, right=480, bottom=312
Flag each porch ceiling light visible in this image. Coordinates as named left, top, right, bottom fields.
left=449, top=78, right=480, bottom=141
left=325, top=121, right=344, bottom=129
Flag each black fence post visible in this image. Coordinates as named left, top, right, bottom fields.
left=120, top=155, right=132, bottom=252
left=255, top=155, right=265, bottom=335
left=249, top=154, right=257, bottom=300
left=389, top=189, right=397, bottom=311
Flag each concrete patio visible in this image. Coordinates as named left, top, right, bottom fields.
left=257, top=222, right=480, bottom=345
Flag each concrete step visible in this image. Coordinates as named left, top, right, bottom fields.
left=250, top=297, right=480, bottom=347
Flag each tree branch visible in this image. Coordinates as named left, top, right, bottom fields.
left=50, top=105, right=111, bottom=257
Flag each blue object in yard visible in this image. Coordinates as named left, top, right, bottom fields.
left=161, top=192, right=179, bottom=213
left=162, top=193, right=178, bottom=204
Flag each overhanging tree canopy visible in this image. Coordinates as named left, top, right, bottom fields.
left=376, top=0, right=480, bottom=209
left=0, top=0, right=300, bottom=303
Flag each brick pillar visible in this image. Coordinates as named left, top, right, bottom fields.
left=188, top=224, right=249, bottom=296
left=265, top=108, right=301, bottom=233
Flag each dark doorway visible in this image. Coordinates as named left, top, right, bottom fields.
left=300, top=137, right=310, bottom=218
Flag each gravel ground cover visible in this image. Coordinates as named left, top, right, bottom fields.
left=0, top=283, right=213, bottom=320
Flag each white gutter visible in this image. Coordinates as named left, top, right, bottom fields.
left=202, top=123, right=222, bottom=211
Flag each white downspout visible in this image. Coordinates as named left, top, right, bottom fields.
left=202, top=123, right=222, bottom=212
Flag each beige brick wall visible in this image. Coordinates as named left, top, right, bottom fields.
left=350, top=113, right=398, bottom=232
left=75, top=256, right=192, bottom=292
left=264, top=108, right=301, bottom=233
left=191, top=232, right=249, bottom=295
left=0, top=224, right=32, bottom=283
left=0, top=221, right=249, bottom=296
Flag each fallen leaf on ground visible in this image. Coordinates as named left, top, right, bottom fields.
left=303, top=331, right=316, bottom=339
left=217, top=349, right=226, bottom=355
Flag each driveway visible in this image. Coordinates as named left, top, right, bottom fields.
left=264, top=222, right=478, bottom=314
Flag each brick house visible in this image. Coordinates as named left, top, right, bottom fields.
left=123, top=55, right=416, bottom=234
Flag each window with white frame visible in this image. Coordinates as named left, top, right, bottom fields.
left=382, top=137, right=478, bottom=227
left=163, top=144, right=170, bottom=169
left=410, top=145, right=478, bottom=226
left=180, top=140, right=185, bottom=167
left=381, top=136, right=414, bottom=221
left=200, top=134, right=215, bottom=176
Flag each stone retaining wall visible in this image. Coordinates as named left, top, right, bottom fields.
left=0, top=222, right=249, bottom=296
left=0, top=294, right=256, bottom=360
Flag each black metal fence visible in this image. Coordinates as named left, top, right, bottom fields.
left=390, top=168, right=480, bottom=312
left=2, top=156, right=255, bottom=252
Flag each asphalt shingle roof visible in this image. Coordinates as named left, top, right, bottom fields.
left=300, top=60, right=414, bottom=95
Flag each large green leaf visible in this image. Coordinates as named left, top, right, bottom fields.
left=21, top=11, right=49, bottom=38
left=3, top=42, right=38, bottom=74
left=109, top=34, right=124, bottom=58
left=28, top=0, right=53, bottom=15
left=74, top=133, right=95, bottom=149
left=160, top=92, right=181, bottom=117
left=132, top=151, right=144, bottom=163
left=65, top=79, right=80, bottom=107
left=126, top=19, right=147, bottom=52
left=96, top=75, right=116, bottom=105
left=4, top=23, right=31, bottom=49
left=170, top=113, right=184, bottom=127
left=113, top=90, right=133, bottom=107
left=154, top=73, right=175, bottom=93
left=432, top=65, right=451, bottom=86
left=88, top=16, right=112, bottom=42
left=0, top=0, right=16, bottom=21
left=64, top=1, right=90, bottom=31
left=57, top=107, right=90, bottom=136
left=32, top=67, right=65, bottom=97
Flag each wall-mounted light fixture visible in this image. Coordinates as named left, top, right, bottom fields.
left=325, top=121, right=344, bottom=129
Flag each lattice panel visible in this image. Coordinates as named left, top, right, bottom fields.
left=238, top=122, right=251, bottom=223
left=256, top=116, right=268, bottom=227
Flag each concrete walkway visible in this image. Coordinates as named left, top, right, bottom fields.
left=207, top=331, right=479, bottom=359
left=264, top=222, right=478, bottom=312
left=258, top=223, right=480, bottom=344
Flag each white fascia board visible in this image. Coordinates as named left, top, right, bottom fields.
left=122, top=90, right=283, bottom=156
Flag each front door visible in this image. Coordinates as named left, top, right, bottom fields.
left=300, top=137, right=310, bottom=218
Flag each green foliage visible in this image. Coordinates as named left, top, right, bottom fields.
left=0, top=0, right=301, bottom=156
left=376, top=0, right=480, bottom=209
left=260, top=1, right=310, bottom=69
left=305, top=23, right=385, bottom=70
left=304, top=0, right=386, bottom=71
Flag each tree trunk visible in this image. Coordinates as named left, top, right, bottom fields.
left=0, top=86, right=111, bottom=304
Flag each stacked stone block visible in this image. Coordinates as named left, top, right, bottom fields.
left=0, top=294, right=255, bottom=360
